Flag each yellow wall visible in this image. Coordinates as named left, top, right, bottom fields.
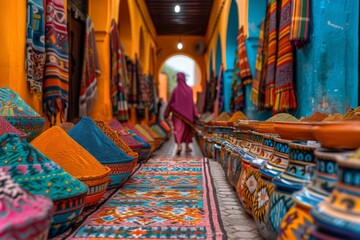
left=0, top=0, right=43, bottom=117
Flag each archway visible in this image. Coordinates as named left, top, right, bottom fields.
left=118, top=0, right=132, bottom=56
left=159, top=54, right=201, bottom=102
left=226, top=0, right=239, bottom=69
left=215, top=34, right=222, bottom=76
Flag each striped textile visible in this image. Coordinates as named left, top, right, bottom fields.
left=274, top=0, right=297, bottom=112
left=230, top=50, right=244, bottom=111
left=258, top=7, right=271, bottom=111
left=237, top=26, right=252, bottom=85
left=43, top=0, right=69, bottom=126
left=126, top=57, right=137, bottom=106
left=213, top=65, right=223, bottom=116
left=110, top=19, right=129, bottom=121
left=251, top=20, right=265, bottom=107
left=79, top=16, right=100, bottom=117
left=138, top=75, right=152, bottom=107
left=290, top=0, right=310, bottom=49
left=264, top=0, right=278, bottom=109
left=26, top=0, right=45, bottom=95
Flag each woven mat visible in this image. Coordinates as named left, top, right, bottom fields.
left=59, top=157, right=226, bottom=239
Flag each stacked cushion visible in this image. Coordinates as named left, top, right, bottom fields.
left=0, top=87, right=45, bottom=141
left=31, top=126, right=111, bottom=206
left=140, top=123, right=162, bottom=149
left=0, top=116, right=27, bottom=138
left=68, top=117, right=135, bottom=188
left=0, top=133, right=88, bottom=237
left=0, top=168, right=53, bottom=239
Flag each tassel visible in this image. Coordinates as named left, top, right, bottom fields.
left=273, top=83, right=297, bottom=113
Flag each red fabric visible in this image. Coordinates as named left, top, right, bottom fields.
left=165, top=72, right=196, bottom=123
left=173, top=117, right=193, bottom=144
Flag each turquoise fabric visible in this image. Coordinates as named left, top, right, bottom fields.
left=0, top=87, right=45, bottom=141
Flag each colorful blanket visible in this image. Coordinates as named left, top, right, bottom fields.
left=126, top=57, right=137, bottom=106
left=110, top=19, right=129, bottom=121
left=264, top=0, right=278, bottom=109
left=251, top=20, right=265, bottom=107
left=43, top=0, right=69, bottom=126
left=69, top=158, right=226, bottom=239
left=230, top=50, right=244, bottom=111
left=290, top=0, right=310, bottom=49
left=237, top=26, right=252, bottom=85
left=274, top=0, right=297, bottom=112
left=26, top=0, right=45, bottom=94
left=79, top=16, right=100, bottom=116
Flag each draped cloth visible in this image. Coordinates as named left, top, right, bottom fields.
left=164, top=73, right=198, bottom=144
left=274, top=0, right=297, bottom=112
left=264, top=0, right=278, bottom=109
left=79, top=16, right=100, bottom=117
left=213, top=66, right=223, bottom=116
left=26, top=0, right=45, bottom=95
left=43, top=0, right=69, bottom=126
left=290, top=0, right=310, bottom=49
left=237, top=26, right=252, bottom=85
left=126, top=57, right=137, bottom=106
left=230, top=50, right=244, bottom=111
left=251, top=20, right=265, bottom=107
left=110, top=19, right=129, bottom=121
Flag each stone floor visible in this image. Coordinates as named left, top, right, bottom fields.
left=152, top=136, right=262, bottom=240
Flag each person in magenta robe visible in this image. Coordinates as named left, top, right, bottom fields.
left=164, top=72, right=200, bottom=154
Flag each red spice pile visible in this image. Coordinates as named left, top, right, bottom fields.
left=301, top=112, right=328, bottom=122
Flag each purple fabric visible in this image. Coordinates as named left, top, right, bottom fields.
left=173, top=117, right=193, bottom=144
left=167, top=72, right=196, bottom=123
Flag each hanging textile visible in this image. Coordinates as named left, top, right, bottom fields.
left=110, top=19, right=129, bottom=121
left=251, top=20, right=265, bottom=107
left=213, top=65, right=223, bottom=116
left=138, top=75, right=152, bottom=107
left=79, top=16, right=100, bottom=117
left=218, top=70, right=224, bottom=113
left=290, top=0, right=310, bottom=49
left=237, top=26, right=252, bottom=85
left=230, top=50, right=244, bottom=111
left=204, top=81, right=211, bottom=112
left=127, top=57, right=137, bottom=107
left=264, top=0, right=278, bottom=109
left=273, top=0, right=297, bottom=112
left=43, top=0, right=69, bottom=126
left=209, top=72, right=217, bottom=112
left=258, top=5, right=271, bottom=111
left=26, top=0, right=45, bottom=95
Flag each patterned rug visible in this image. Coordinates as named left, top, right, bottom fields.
left=66, top=157, right=226, bottom=239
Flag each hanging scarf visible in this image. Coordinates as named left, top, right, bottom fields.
left=230, top=50, right=244, bottom=111
left=264, top=0, right=278, bottom=109
left=138, top=75, right=152, bottom=107
left=258, top=5, right=271, bottom=111
left=110, top=19, right=129, bottom=121
left=290, top=0, right=310, bottom=49
left=126, top=57, right=137, bottom=106
left=79, top=16, right=100, bottom=117
left=273, top=0, right=297, bottom=112
left=237, top=26, right=252, bottom=85
left=26, top=0, right=45, bottom=95
left=43, top=0, right=69, bottom=126
left=251, top=20, right=265, bottom=107
left=213, top=65, right=223, bottom=116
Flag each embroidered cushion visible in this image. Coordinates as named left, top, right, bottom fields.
left=31, top=126, right=111, bottom=206
left=68, top=117, right=134, bottom=188
left=0, top=168, right=53, bottom=240
left=0, top=133, right=88, bottom=237
left=0, top=87, right=45, bottom=141
left=0, top=116, right=27, bottom=138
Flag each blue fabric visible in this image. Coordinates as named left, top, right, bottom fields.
left=127, top=129, right=151, bottom=149
left=68, top=117, right=133, bottom=164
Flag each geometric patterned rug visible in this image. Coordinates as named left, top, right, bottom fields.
left=67, top=157, right=226, bottom=239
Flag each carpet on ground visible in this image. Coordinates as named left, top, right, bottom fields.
left=59, top=157, right=226, bottom=239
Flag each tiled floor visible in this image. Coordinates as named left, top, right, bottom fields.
left=153, top=136, right=262, bottom=240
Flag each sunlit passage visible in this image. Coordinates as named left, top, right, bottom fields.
left=159, top=55, right=201, bottom=102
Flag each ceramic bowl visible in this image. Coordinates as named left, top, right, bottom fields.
left=274, top=121, right=316, bottom=141
left=256, top=122, right=276, bottom=134
left=312, top=121, right=360, bottom=149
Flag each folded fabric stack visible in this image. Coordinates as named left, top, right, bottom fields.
left=0, top=87, right=45, bottom=141
left=68, top=117, right=135, bottom=188
left=0, top=133, right=88, bottom=237
left=0, top=168, right=53, bottom=240
left=31, top=126, right=111, bottom=206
